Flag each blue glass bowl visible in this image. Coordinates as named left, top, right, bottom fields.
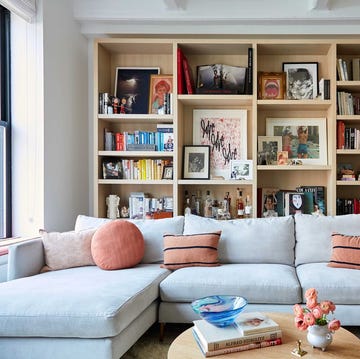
left=191, top=295, right=248, bottom=327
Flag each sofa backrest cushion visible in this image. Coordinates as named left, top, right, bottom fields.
left=183, top=214, right=295, bottom=265
left=91, top=220, right=144, bottom=270
left=75, top=215, right=185, bottom=264
left=295, top=214, right=360, bottom=266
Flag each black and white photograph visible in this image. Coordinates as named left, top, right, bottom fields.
left=230, top=160, right=253, bottom=180
left=182, top=145, right=210, bottom=179
left=257, top=136, right=282, bottom=165
left=282, top=62, right=318, bottom=100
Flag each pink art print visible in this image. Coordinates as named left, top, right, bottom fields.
left=193, top=109, right=247, bottom=178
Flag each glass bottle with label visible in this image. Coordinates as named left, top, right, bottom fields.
left=204, top=190, right=213, bottom=218
left=245, top=194, right=252, bottom=218
left=236, top=188, right=245, bottom=218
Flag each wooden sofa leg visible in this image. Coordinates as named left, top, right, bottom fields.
left=159, top=322, right=165, bottom=342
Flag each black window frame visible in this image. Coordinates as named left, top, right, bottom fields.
left=0, top=5, right=11, bottom=239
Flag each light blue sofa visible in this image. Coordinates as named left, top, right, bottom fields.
left=0, top=214, right=359, bottom=359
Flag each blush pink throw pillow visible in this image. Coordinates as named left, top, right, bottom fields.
left=91, top=220, right=144, bottom=270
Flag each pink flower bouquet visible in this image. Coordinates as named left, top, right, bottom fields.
left=293, top=288, right=341, bottom=331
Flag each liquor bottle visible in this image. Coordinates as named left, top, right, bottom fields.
left=184, top=190, right=191, bottom=215
left=195, top=190, right=201, bottom=216
left=236, top=188, right=245, bottom=218
left=223, top=192, right=231, bottom=218
left=245, top=194, right=252, bottom=218
left=204, top=190, right=213, bottom=218
left=190, top=194, right=197, bottom=214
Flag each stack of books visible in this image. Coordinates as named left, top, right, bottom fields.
left=192, top=312, right=282, bottom=357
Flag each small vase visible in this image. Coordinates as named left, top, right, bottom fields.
left=307, top=324, right=333, bottom=351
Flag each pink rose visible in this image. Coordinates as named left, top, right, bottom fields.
left=328, top=319, right=341, bottom=331
left=305, top=288, right=318, bottom=301
left=312, top=306, right=323, bottom=319
left=293, top=304, right=303, bottom=317
left=295, top=316, right=308, bottom=331
left=328, top=301, right=336, bottom=313
left=304, top=312, right=316, bottom=326
left=306, top=297, right=318, bottom=309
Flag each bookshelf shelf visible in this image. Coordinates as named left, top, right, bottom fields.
left=178, top=179, right=253, bottom=186
left=257, top=99, right=331, bottom=111
left=257, top=165, right=331, bottom=171
left=336, top=181, right=360, bottom=186
left=98, top=151, right=174, bottom=158
left=98, top=179, right=173, bottom=185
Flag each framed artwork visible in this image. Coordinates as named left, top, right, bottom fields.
left=258, top=72, right=286, bottom=99
left=114, top=67, right=160, bottom=114
left=193, top=109, right=247, bottom=179
left=230, top=160, right=253, bottom=180
left=266, top=117, right=327, bottom=165
left=182, top=145, right=210, bottom=180
left=162, top=165, right=173, bottom=180
left=282, top=62, right=318, bottom=100
left=149, top=74, right=173, bottom=114
left=257, top=136, right=283, bottom=165
left=277, top=151, right=288, bottom=165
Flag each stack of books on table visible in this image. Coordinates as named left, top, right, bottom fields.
left=192, top=312, right=282, bottom=357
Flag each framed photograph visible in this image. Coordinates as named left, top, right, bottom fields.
left=193, top=109, right=247, bottom=179
left=277, top=151, right=288, bottom=165
left=162, top=165, right=173, bottom=180
left=114, top=67, right=160, bottom=114
left=266, top=117, right=327, bottom=165
left=258, top=72, right=286, bottom=99
left=282, top=62, right=318, bottom=100
left=182, top=145, right=210, bottom=180
left=257, top=136, right=283, bottom=165
left=149, top=74, right=173, bottom=114
left=196, top=64, right=246, bottom=94
left=230, top=160, right=253, bottom=180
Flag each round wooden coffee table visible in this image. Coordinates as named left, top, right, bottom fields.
left=168, top=312, right=360, bottom=358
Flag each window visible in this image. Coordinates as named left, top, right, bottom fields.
left=0, top=5, right=11, bottom=239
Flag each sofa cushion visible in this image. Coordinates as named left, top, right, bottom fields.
left=91, top=220, right=144, bottom=270
left=294, top=214, right=360, bottom=266
left=160, top=263, right=301, bottom=304
left=161, top=232, right=221, bottom=270
left=183, top=214, right=295, bottom=265
left=328, top=233, right=360, bottom=270
left=296, top=262, right=360, bottom=304
left=75, top=215, right=185, bottom=264
left=0, top=264, right=170, bottom=338
left=40, top=229, right=95, bottom=271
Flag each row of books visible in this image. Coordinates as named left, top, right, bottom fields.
left=337, top=57, right=360, bottom=81
left=257, top=186, right=326, bottom=218
left=337, top=91, right=360, bottom=115
left=102, top=158, right=172, bottom=180
left=104, top=124, right=174, bottom=152
left=129, top=192, right=173, bottom=219
left=337, top=198, right=360, bottom=215
left=192, top=312, right=282, bottom=357
left=337, top=121, right=360, bottom=150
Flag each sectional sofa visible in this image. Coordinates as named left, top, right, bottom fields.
left=0, top=213, right=359, bottom=359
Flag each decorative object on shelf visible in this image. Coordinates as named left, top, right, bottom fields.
left=191, top=295, right=248, bottom=327
left=162, top=165, right=173, bottom=180
left=102, top=159, right=123, bottom=179
left=258, top=135, right=283, bottom=165
left=193, top=109, right=247, bottom=178
left=106, top=194, right=120, bottom=219
left=258, top=72, right=286, bottom=99
left=114, top=67, right=160, bottom=114
left=282, top=62, right=318, bottom=100
left=230, top=160, right=253, bottom=180
left=266, top=117, right=328, bottom=165
left=293, top=288, right=341, bottom=351
left=182, top=145, right=210, bottom=180
left=291, top=339, right=307, bottom=357
left=120, top=206, right=129, bottom=218
left=277, top=150, right=288, bottom=165
left=196, top=64, right=247, bottom=94
left=148, top=74, right=173, bottom=114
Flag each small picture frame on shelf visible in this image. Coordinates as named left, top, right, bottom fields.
left=149, top=74, right=173, bottom=114
left=162, top=165, right=173, bottom=180
left=102, top=159, right=123, bottom=179
left=114, top=67, right=160, bottom=114
left=182, top=145, right=210, bottom=180
left=277, top=151, right=288, bottom=165
left=257, top=136, right=283, bottom=165
left=258, top=72, right=286, bottom=99
left=266, top=117, right=327, bottom=165
left=282, top=62, right=318, bottom=100
left=230, top=160, right=253, bottom=180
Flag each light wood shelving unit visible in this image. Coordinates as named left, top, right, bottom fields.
left=93, top=37, right=360, bottom=218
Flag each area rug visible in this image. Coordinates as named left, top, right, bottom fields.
left=121, top=323, right=360, bottom=359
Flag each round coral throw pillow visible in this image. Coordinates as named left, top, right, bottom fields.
left=91, top=220, right=144, bottom=270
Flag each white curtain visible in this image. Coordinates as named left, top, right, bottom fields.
left=0, top=0, right=36, bottom=22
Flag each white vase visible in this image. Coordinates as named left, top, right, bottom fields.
left=307, top=324, right=333, bottom=351
left=106, top=194, right=120, bottom=219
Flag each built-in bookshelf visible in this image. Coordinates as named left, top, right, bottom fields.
left=93, top=37, right=360, bottom=219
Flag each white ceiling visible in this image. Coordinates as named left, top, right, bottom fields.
left=73, top=0, right=360, bottom=36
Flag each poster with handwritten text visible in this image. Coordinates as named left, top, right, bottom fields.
left=193, top=109, right=247, bottom=179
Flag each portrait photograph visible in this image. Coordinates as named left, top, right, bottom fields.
left=230, top=160, right=253, bottom=180
left=149, top=74, right=173, bottom=114
left=257, top=136, right=282, bottom=165
left=182, top=145, right=210, bottom=179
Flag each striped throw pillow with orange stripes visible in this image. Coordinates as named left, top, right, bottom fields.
left=161, top=231, right=221, bottom=270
